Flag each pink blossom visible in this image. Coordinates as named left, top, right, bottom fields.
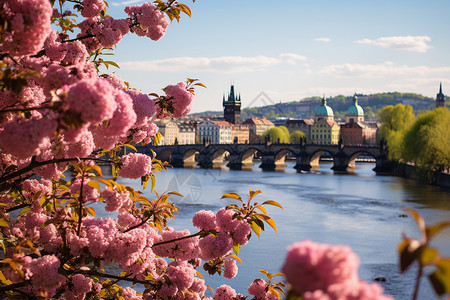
left=165, top=261, right=196, bottom=291
left=70, top=178, right=100, bottom=203
left=214, top=285, right=237, bottom=300
left=0, top=116, right=57, bottom=160
left=122, top=287, right=142, bottom=300
left=30, top=255, right=65, bottom=289
left=199, top=232, right=233, bottom=260
left=323, top=280, right=394, bottom=300
left=158, top=82, right=194, bottom=119
left=100, top=89, right=137, bottom=137
left=215, top=208, right=239, bottom=233
left=192, top=210, right=218, bottom=231
left=71, top=274, right=93, bottom=295
left=81, top=0, right=106, bottom=18
left=101, top=186, right=132, bottom=212
left=232, top=220, right=251, bottom=245
left=63, top=128, right=95, bottom=158
left=127, top=89, right=156, bottom=126
left=153, top=228, right=200, bottom=261
left=223, top=259, right=238, bottom=279
left=118, top=153, right=152, bottom=179
left=125, top=3, right=169, bottom=41
left=248, top=279, right=268, bottom=299
left=282, top=240, right=360, bottom=295
left=65, top=78, right=117, bottom=124
left=0, top=0, right=52, bottom=57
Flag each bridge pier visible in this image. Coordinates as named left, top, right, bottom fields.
left=331, top=151, right=350, bottom=173
left=227, top=153, right=244, bottom=170
left=198, top=153, right=213, bottom=169
left=373, top=154, right=394, bottom=174
left=294, top=154, right=312, bottom=171
left=259, top=154, right=286, bottom=171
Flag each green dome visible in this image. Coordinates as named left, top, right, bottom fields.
left=315, top=97, right=334, bottom=117
left=347, top=95, right=364, bottom=116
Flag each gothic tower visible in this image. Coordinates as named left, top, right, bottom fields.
left=436, top=82, right=445, bottom=108
left=223, top=84, right=241, bottom=124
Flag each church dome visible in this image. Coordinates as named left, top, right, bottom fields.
left=315, top=97, right=334, bottom=117
left=347, top=94, right=364, bottom=116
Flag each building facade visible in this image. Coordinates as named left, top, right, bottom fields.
left=340, top=95, right=378, bottom=145
left=155, top=120, right=179, bottom=145
left=311, top=97, right=339, bottom=145
left=197, top=120, right=233, bottom=144
left=178, top=123, right=196, bottom=145
left=242, top=117, right=274, bottom=143
left=231, top=124, right=250, bottom=144
left=285, top=119, right=314, bottom=141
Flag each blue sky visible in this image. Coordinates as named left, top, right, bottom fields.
left=104, top=0, right=450, bottom=113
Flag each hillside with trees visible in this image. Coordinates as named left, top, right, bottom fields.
left=192, top=92, right=445, bottom=121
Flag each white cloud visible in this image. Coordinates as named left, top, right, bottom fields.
left=315, top=37, right=331, bottom=43
left=119, top=53, right=307, bottom=73
left=320, top=62, right=450, bottom=78
left=279, top=53, right=307, bottom=64
left=355, top=35, right=432, bottom=53
left=111, top=0, right=143, bottom=7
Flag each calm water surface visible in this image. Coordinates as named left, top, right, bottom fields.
left=112, top=161, right=450, bottom=299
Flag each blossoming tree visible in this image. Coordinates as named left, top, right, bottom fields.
left=0, top=0, right=423, bottom=299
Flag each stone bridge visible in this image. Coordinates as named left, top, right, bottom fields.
left=135, top=143, right=393, bottom=173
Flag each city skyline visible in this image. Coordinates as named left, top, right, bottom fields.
left=106, top=0, right=450, bottom=113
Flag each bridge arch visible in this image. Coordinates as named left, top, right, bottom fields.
left=182, top=148, right=200, bottom=168
left=310, top=149, right=334, bottom=171
left=211, top=147, right=231, bottom=168
left=347, top=151, right=376, bottom=169
left=240, top=147, right=261, bottom=169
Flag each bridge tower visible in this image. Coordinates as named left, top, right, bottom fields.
left=436, top=82, right=446, bottom=108
left=223, top=84, right=241, bottom=124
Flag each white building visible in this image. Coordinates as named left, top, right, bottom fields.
left=197, top=120, right=233, bottom=144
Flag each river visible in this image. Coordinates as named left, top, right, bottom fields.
left=112, top=161, right=450, bottom=299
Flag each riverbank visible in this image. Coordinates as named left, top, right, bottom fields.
left=391, top=162, right=450, bottom=189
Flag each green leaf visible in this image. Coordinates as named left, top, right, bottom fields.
left=249, top=189, right=262, bottom=200
left=227, top=254, right=242, bottom=264
left=221, top=193, right=242, bottom=201
left=103, top=60, right=120, bottom=69
left=261, top=200, right=284, bottom=209
left=0, top=219, right=9, bottom=228
left=420, top=247, right=439, bottom=265
left=250, top=221, right=261, bottom=239
left=429, top=269, right=450, bottom=296
left=426, top=221, right=450, bottom=240
left=85, top=206, right=96, bottom=217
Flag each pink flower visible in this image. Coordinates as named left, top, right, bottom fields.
left=125, top=3, right=169, bottom=41
left=101, top=186, right=132, bottom=212
left=0, top=116, right=57, bottom=160
left=214, top=285, right=237, bottom=300
left=223, top=259, right=238, bottom=279
left=215, top=208, right=239, bottom=233
left=153, top=228, right=200, bottom=261
left=282, top=240, right=360, bottom=295
left=157, top=82, right=194, bottom=119
left=199, top=232, right=233, bottom=260
left=81, top=0, right=105, bottom=18
left=30, top=255, right=66, bottom=289
left=65, top=78, right=117, bottom=125
left=71, top=274, right=92, bottom=295
left=118, top=153, right=152, bottom=179
left=232, top=220, right=251, bottom=245
left=192, top=210, right=218, bottom=231
left=248, top=279, right=268, bottom=299
left=0, top=0, right=52, bottom=57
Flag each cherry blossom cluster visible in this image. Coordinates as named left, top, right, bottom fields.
left=0, top=0, right=397, bottom=299
left=282, top=240, right=394, bottom=300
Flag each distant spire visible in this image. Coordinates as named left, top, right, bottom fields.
left=321, top=95, right=326, bottom=105
left=353, top=93, right=358, bottom=104
left=440, top=82, right=442, bottom=94
left=436, top=82, right=445, bottom=108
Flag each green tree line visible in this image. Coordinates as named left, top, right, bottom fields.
left=378, top=104, right=450, bottom=180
